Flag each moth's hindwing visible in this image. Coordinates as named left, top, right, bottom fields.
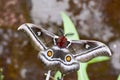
left=68, top=40, right=112, bottom=62
left=38, top=46, right=79, bottom=74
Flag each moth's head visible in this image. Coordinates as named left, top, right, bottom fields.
left=38, top=46, right=79, bottom=74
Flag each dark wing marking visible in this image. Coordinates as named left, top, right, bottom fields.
left=68, top=40, right=112, bottom=62
left=18, top=23, right=58, bottom=51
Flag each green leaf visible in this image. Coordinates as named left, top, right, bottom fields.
left=117, top=74, right=120, bottom=80
left=54, top=12, right=80, bottom=80
left=54, top=71, right=62, bottom=80
left=61, top=12, right=79, bottom=40
left=88, top=56, right=110, bottom=64
left=0, top=68, right=4, bottom=80
left=61, top=12, right=89, bottom=80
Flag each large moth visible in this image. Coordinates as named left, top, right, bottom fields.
left=18, top=23, right=111, bottom=79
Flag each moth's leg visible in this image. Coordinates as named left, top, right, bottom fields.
left=45, top=70, right=55, bottom=80
left=44, top=71, right=65, bottom=80
left=45, top=70, right=51, bottom=80
left=61, top=74, right=65, bottom=80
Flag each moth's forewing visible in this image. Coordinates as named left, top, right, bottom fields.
left=31, top=25, right=57, bottom=48
left=68, top=40, right=112, bottom=62
left=18, top=23, right=58, bottom=51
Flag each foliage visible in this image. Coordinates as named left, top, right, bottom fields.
left=118, top=75, right=120, bottom=80
left=0, top=68, right=4, bottom=80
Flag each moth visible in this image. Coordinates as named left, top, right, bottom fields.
left=18, top=23, right=111, bottom=79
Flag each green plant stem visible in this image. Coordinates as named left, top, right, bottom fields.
left=77, top=63, right=89, bottom=80
left=88, top=56, right=110, bottom=64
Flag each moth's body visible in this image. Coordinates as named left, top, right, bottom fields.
left=18, top=23, right=112, bottom=77
left=56, top=36, right=68, bottom=48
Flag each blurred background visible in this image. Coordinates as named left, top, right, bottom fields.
left=0, top=0, right=120, bottom=80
